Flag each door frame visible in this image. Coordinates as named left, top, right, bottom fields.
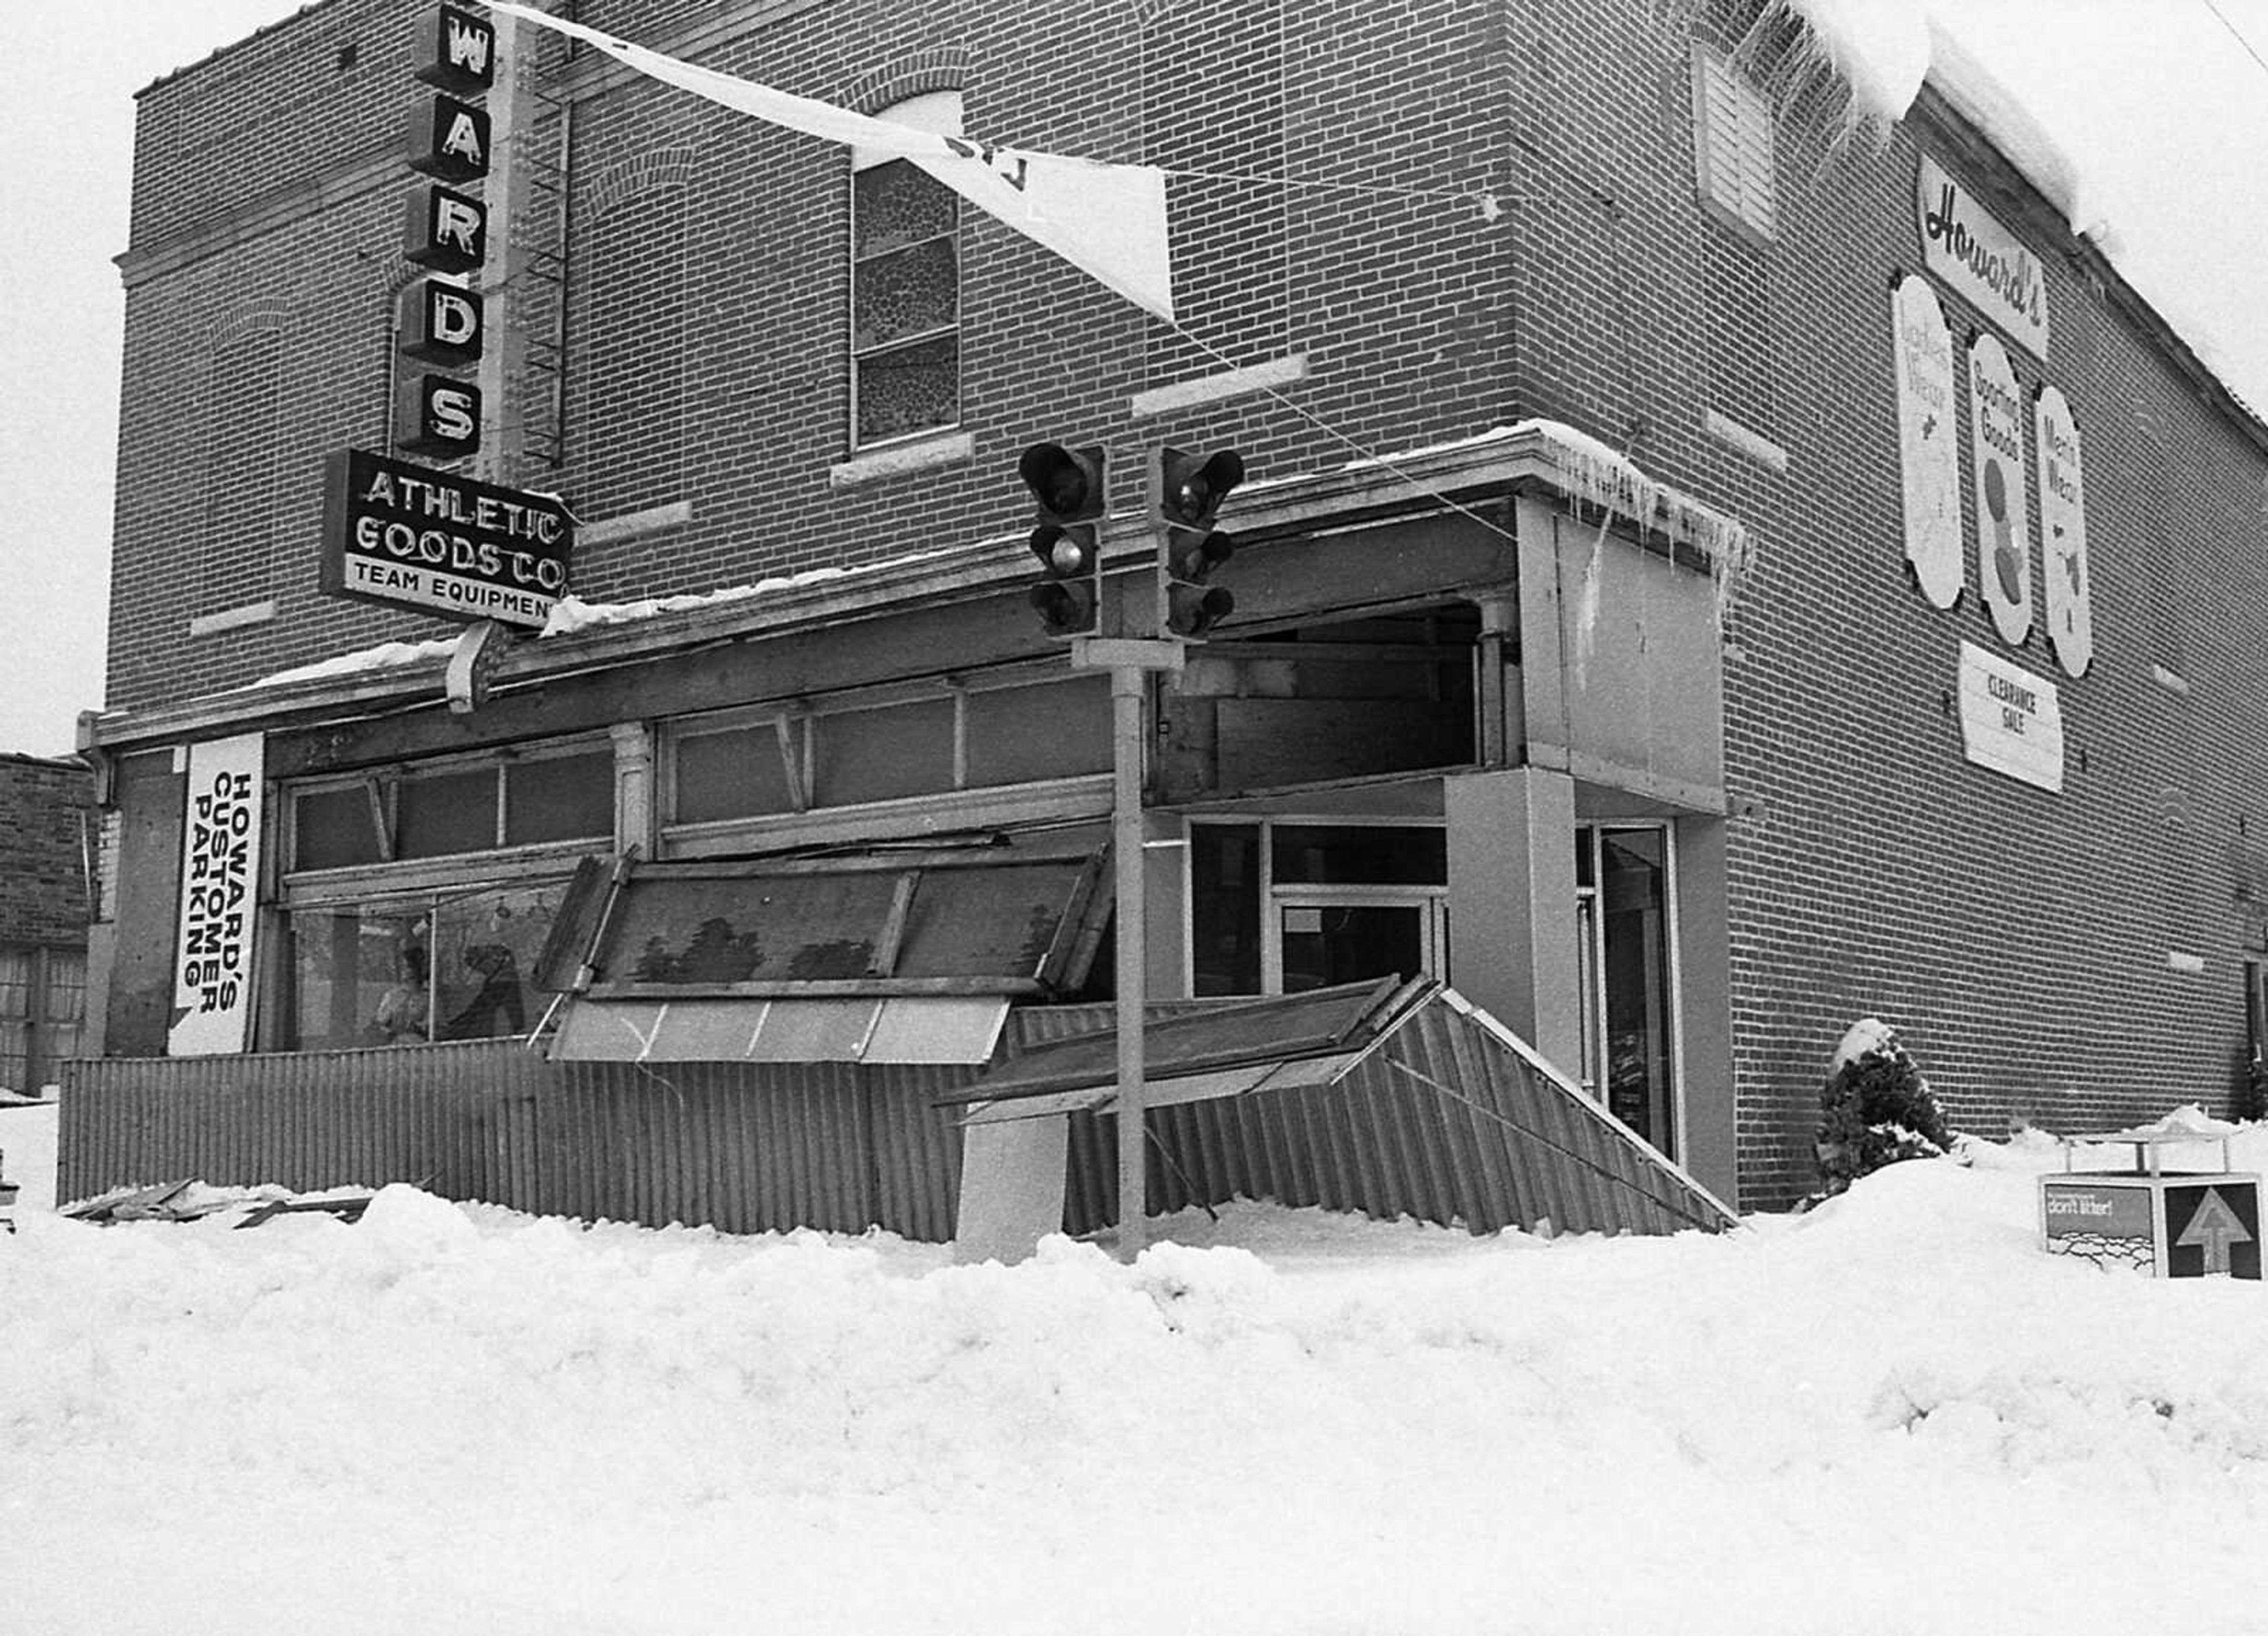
left=1574, top=822, right=1686, bottom=1161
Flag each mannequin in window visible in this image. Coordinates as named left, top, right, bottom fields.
left=372, top=940, right=431, bottom=1045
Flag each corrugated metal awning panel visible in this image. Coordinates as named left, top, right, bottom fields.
left=60, top=1044, right=973, bottom=1244
left=1057, top=986, right=1736, bottom=1239
left=551, top=997, right=1009, bottom=1065
left=58, top=1042, right=541, bottom=1208
left=532, top=1057, right=969, bottom=1240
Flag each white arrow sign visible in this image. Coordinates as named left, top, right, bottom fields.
left=2176, top=1188, right=2253, bottom=1276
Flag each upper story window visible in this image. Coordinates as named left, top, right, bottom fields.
left=663, top=669, right=1112, bottom=835
left=850, top=92, right=963, bottom=446
left=1690, top=47, right=1777, bottom=240
left=286, top=738, right=614, bottom=874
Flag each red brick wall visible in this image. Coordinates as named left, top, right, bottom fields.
left=0, top=757, right=94, bottom=949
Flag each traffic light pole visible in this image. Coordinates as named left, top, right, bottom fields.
left=1074, top=636, right=1183, bottom=1257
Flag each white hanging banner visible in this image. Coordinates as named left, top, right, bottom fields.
left=1891, top=275, right=1961, bottom=608
left=1968, top=331, right=2032, bottom=646
left=482, top=2, right=1175, bottom=323
left=2034, top=383, right=2093, bottom=677
left=169, top=732, right=266, bottom=1057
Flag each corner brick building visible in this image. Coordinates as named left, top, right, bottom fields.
left=74, top=0, right=2268, bottom=1218
left=0, top=754, right=94, bottom=1092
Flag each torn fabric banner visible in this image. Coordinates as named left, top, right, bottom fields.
left=481, top=2, right=1175, bottom=323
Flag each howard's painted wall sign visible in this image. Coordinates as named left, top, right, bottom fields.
left=1968, top=331, right=2033, bottom=646
left=406, top=92, right=491, bottom=184
left=414, top=4, right=496, bottom=96
left=2034, top=384, right=2093, bottom=677
left=403, top=183, right=487, bottom=273
left=1891, top=273, right=1962, bottom=608
left=1918, top=155, right=2048, bottom=358
left=1958, top=640, right=2064, bottom=793
left=169, top=732, right=266, bottom=1057
left=321, top=448, right=572, bottom=630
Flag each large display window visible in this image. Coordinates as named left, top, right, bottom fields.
left=278, top=733, right=613, bottom=1051
left=288, top=881, right=566, bottom=1050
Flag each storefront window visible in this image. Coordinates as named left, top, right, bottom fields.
left=289, top=740, right=612, bottom=872
left=397, top=767, right=496, bottom=859
left=506, top=749, right=614, bottom=845
left=294, top=784, right=384, bottom=871
left=663, top=672, right=1113, bottom=836
left=288, top=882, right=565, bottom=1050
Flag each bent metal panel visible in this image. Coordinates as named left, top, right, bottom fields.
left=320, top=449, right=573, bottom=631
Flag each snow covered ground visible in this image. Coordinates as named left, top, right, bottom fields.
left=5, top=1102, right=2268, bottom=1635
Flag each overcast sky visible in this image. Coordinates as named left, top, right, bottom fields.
left=1, top=0, right=2263, bottom=758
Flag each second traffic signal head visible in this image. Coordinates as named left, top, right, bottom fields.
left=1152, top=445, right=1246, bottom=639
left=1018, top=442, right=1107, bottom=640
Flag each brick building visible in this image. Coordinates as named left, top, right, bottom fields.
left=74, top=0, right=2268, bottom=1217
left=0, top=754, right=94, bottom=1093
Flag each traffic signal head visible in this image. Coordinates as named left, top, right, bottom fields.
left=1018, top=442, right=1107, bottom=639
left=1018, top=442, right=1106, bottom=523
left=1158, top=447, right=1245, bottom=529
left=1152, top=445, right=1245, bottom=639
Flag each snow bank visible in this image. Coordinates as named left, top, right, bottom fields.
left=0, top=1096, right=58, bottom=1213
left=5, top=1126, right=2268, bottom=1632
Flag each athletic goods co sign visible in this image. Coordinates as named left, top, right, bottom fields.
left=320, top=449, right=573, bottom=630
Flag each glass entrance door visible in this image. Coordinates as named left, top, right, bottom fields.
left=1576, top=826, right=1679, bottom=1157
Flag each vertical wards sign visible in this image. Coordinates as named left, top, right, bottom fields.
left=169, top=733, right=266, bottom=1057
left=397, top=7, right=496, bottom=458
left=2035, top=384, right=2093, bottom=677
left=1891, top=273, right=1961, bottom=609
left=1969, top=332, right=2033, bottom=647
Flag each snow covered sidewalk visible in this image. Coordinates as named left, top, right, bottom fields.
left=4, top=1114, right=2267, bottom=1634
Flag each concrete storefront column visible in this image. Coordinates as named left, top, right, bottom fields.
left=1671, top=814, right=1738, bottom=1208
left=1445, top=767, right=1581, bottom=1079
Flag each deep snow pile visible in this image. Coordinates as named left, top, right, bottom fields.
left=5, top=1120, right=2268, bottom=1634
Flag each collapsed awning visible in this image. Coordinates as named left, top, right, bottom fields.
left=939, top=977, right=1741, bottom=1258
left=535, top=840, right=1109, bottom=1064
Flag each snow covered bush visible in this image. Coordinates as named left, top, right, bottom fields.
left=1814, top=1018, right=1951, bottom=1197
